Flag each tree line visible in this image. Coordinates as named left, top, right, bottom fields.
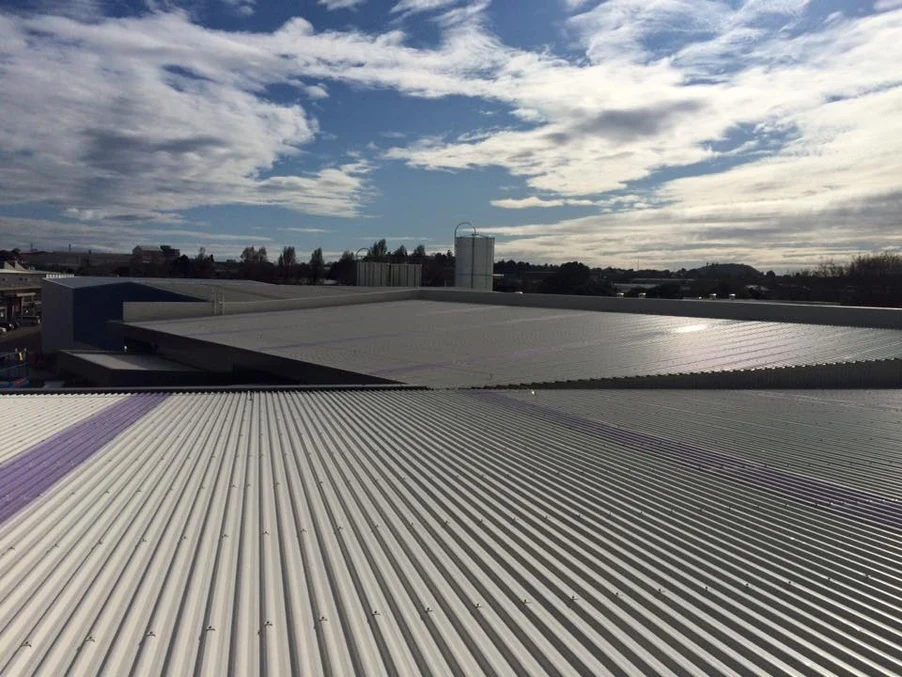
left=6, top=244, right=901, bottom=306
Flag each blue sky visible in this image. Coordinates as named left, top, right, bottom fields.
left=0, top=0, right=900, bottom=270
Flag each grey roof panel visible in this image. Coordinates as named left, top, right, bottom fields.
left=128, top=300, right=902, bottom=387
left=1, top=389, right=902, bottom=675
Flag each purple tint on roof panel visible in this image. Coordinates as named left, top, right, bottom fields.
left=473, top=392, right=902, bottom=531
left=0, top=394, right=169, bottom=526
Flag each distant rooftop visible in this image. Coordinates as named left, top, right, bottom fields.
left=124, top=298, right=902, bottom=388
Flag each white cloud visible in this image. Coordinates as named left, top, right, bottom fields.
left=875, top=0, right=902, bottom=10
left=0, top=216, right=273, bottom=260
left=221, top=0, right=255, bottom=16
left=304, top=84, right=329, bottom=99
left=561, top=0, right=594, bottom=10
left=279, top=227, right=332, bottom=233
left=318, top=0, right=367, bottom=10
left=491, top=197, right=598, bottom=209
left=391, top=0, right=465, bottom=16
left=0, top=13, right=376, bottom=219
left=1, top=2, right=901, bottom=267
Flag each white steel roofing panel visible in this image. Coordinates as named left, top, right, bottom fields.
left=0, top=394, right=126, bottom=464
left=0, top=390, right=901, bottom=675
left=127, top=300, right=902, bottom=387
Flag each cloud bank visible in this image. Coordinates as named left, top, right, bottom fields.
left=0, top=1, right=900, bottom=267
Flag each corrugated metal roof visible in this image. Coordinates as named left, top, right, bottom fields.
left=1, top=389, right=901, bottom=675
left=127, top=300, right=902, bottom=387
left=0, top=393, right=127, bottom=464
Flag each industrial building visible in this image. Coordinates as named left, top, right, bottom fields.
left=115, top=297, right=902, bottom=388
left=0, top=388, right=901, bottom=675
left=0, top=262, right=72, bottom=325
left=5, top=256, right=902, bottom=675
left=41, top=277, right=380, bottom=354
left=34, top=271, right=902, bottom=389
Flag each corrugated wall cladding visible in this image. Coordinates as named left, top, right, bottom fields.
left=1, top=390, right=902, bottom=676
left=128, top=300, right=902, bottom=387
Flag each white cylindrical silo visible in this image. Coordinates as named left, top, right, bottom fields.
left=454, top=234, right=495, bottom=290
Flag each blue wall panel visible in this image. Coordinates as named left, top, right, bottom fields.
left=72, top=283, right=199, bottom=350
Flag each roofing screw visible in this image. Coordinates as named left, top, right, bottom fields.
left=206, top=625, right=215, bottom=632
left=22, top=641, right=31, bottom=648
left=372, top=610, right=380, bottom=616
left=146, top=631, right=155, bottom=638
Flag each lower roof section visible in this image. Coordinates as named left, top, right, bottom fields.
left=122, top=299, right=902, bottom=388
left=56, top=351, right=221, bottom=389
left=1, top=389, right=901, bottom=675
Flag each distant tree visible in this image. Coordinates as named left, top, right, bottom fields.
left=421, top=250, right=456, bottom=286
left=328, top=250, right=356, bottom=285
left=814, top=259, right=845, bottom=278
left=129, top=248, right=145, bottom=277
left=240, top=245, right=273, bottom=281
left=368, top=239, right=388, bottom=261
left=193, top=247, right=214, bottom=278
left=391, top=245, right=408, bottom=261
left=542, top=261, right=592, bottom=295
left=240, top=246, right=257, bottom=264
left=645, top=282, right=683, bottom=299
left=845, top=251, right=902, bottom=306
left=170, top=254, right=192, bottom=277
left=309, top=247, right=325, bottom=285
left=411, top=244, right=427, bottom=262
left=277, top=246, right=297, bottom=280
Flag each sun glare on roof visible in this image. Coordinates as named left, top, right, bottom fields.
left=672, top=323, right=710, bottom=334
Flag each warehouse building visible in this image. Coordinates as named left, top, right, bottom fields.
left=5, top=272, right=902, bottom=674
left=34, top=274, right=902, bottom=389
left=41, top=277, right=376, bottom=353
